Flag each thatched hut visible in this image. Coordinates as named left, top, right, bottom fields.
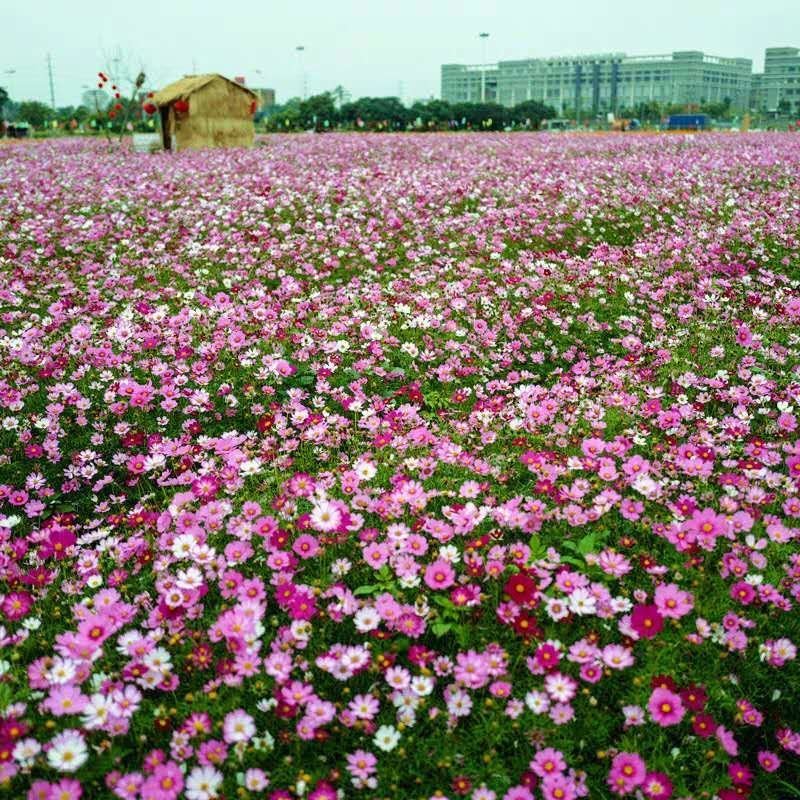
left=152, top=74, right=257, bottom=151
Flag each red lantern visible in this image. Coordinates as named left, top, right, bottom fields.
left=173, top=99, right=189, bottom=114
left=249, top=100, right=257, bottom=114
left=143, top=102, right=157, bottom=115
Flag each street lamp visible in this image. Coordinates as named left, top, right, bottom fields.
left=479, top=32, right=489, bottom=102
left=296, top=46, right=306, bottom=100
left=2, top=69, right=16, bottom=109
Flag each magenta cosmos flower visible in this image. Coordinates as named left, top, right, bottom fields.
left=630, top=604, right=664, bottom=639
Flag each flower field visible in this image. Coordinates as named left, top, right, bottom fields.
left=0, top=132, right=799, bottom=800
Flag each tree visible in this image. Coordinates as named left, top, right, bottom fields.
left=263, top=97, right=302, bottom=130
left=700, top=97, right=732, bottom=120
left=510, top=100, right=555, bottom=129
left=410, top=99, right=452, bottom=128
left=18, top=100, right=53, bottom=129
left=340, top=97, right=410, bottom=129
left=449, top=101, right=507, bottom=130
left=298, top=93, right=336, bottom=130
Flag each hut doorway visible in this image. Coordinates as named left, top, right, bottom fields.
left=160, top=107, right=171, bottom=151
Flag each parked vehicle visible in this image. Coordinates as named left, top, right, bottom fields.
left=666, top=114, right=710, bottom=131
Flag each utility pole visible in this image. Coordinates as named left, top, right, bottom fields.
left=296, top=46, right=306, bottom=100
left=46, top=53, right=56, bottom=110
left=479, top=32, right=490, bottom=102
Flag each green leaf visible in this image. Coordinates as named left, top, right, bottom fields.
left=353, top=584, right=379, bottom=596
left=431, top=621, right=452, bottom=637
left=0, top=684, right=12, bottom=712
left=528, top=534, right=547, bottom=560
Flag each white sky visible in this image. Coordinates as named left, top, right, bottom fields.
left=3, top=0, right=797, bottom=106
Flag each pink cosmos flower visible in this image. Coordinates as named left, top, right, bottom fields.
left=653, top=583, right=693, bottom=619
left=641, top=771, right=672, bottom=800
left=49, top=779, right=83, bottom=800
left=730, top=581, right=756, bottom=605
left=757, top=750, right=781, bottom=772
left=292, top=534, right=321, bottom=559
left=424, top=558, right=456, bottom=590
left=140, top=762, right=183, bottom=800
left=607, top=752, right=646, bottom=795
left=530, top=748, right=566, bottom=778
left=602, top=644, right=635, bottom=670
left=541, top=773, right=576, bottom=800
left=648, top=688, right=685, bottom=726
left=716, top=725, right=739, bottom=756
left=728, top=762, right=753, bottom=786
left=1, top=591, right=33, bottom=621
left=346, top=749, right=377, bottom=778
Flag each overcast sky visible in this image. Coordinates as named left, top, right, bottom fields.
left=3, top=0, right=797, bottom=107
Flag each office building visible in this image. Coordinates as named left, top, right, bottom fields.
left=751, top=47, right=800, bottom=113
left=442, top=50, right=753, bottom=115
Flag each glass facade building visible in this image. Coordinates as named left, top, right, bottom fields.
left=442, top=50, right=753, bottom=115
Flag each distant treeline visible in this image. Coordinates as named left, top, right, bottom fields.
left=259, top=94, right=557, bottom=131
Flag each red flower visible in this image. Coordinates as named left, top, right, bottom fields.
left=513, top=615, right=541, bottom=639
left=692, top=713, right=715, bottom=738
left=650, top=674, right=678, bottom=692
left=680, top=684, right=707, bottom=711
left=142, top=102, right=157, bottom=115
left=504, top=572, right=537, bottom=604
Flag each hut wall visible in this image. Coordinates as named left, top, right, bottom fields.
left=175, top=118, right=254, bottom=150
left=174, top=80, right=254, bottom=150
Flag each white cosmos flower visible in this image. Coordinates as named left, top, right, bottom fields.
left=354, top=607, right=380, bottom=633
left=239, top=458, right=262, bottom=476
left=310, top=500, right=341, bottom=532
left=45, top=657, right=78, bottom=685
left=373, top=724, right=401, bottom=752
left=81, top=693, right=113, bottom=729
left=568, top=588, right=597, bottom=616
left=410, top=675, right=434, bottom=696
left=46, top=729, right=88, bottom=772
left=354, top=459, right=376, bottom=480
left=171, top=533, right=198, bottom=559
left=186, top=765, right=224, bottom=800
left=13, top=737, right=41, bottom=767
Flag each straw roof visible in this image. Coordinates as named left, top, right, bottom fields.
left=153, top=74, right=256, bottom=106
